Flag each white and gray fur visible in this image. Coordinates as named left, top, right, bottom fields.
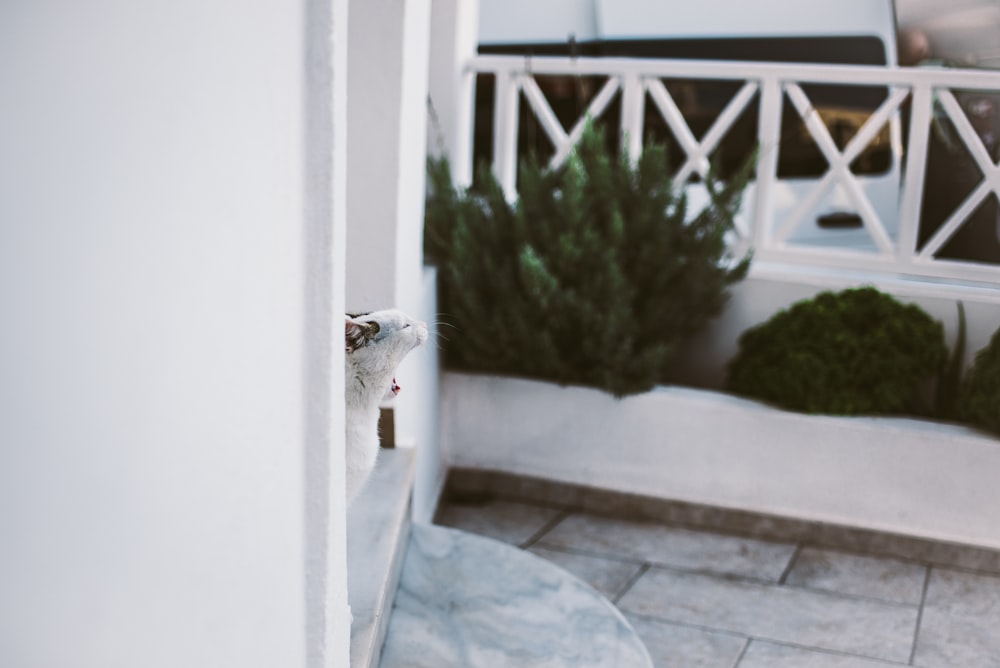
left=345, top=309, right=427, bottom=504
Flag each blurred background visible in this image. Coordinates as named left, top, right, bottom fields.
left=896, top=0, right=1000, bottom=68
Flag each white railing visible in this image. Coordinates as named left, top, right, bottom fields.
left=457, top=55, right=1000, bottom=286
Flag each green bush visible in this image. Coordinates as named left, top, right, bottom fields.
left=958, top=325, right=1000, bottom=434
left=425, top=124, right=752, bottom=396
left=725, top=287, right=948, bottom=415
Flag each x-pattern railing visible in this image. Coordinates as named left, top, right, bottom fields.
left=777, top=83, right=909, bottom=254
left=462, top=55, right=1000, bottom=285
left=647, top=78, right=759, bottom=189
left=922, top=87, right=1000, bottom=259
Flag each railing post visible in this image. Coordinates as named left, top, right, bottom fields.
left=753, top=76, right=783, bottom=250
left=897, top=82, right=933, bottom=265
left=451, top=67, right=476, bottom=188
left=492, top=68, right=520, bottom=200
left=620, top=71, right=644, bottom=164
left=427, top=1, right=479, bottom=189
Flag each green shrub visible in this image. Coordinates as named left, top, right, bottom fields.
left=958, top=325, right=1000, bottom=434
left=725, top=287, right=948, bottom=415
left=425, top=124, right=752, bottom=396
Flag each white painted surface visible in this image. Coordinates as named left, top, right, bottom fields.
left=346, top=0, right=432, bottom=316
left=329, top=0, right=352, bottom=663
left=394, top=0, right=433, bottom=317
left=304, top=0, right=352, bottom=666
left=0, top=1, right=345, bottom=665
left=441, top=372, right=1000, bottom=551
left=394, top=268, right=444, bottom=524
left=427, top=0, right=480, bottom=183
left=347, top=449, right=415, bottom=668
left=346, top=0, right=406, bottom=311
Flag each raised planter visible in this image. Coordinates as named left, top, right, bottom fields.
left=440, top=371, right=1000, bottom=553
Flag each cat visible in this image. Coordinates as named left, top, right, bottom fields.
left=345, top=309, right=427, bottom=505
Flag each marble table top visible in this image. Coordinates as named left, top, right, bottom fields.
left=380, top=523, right=652, bottom=667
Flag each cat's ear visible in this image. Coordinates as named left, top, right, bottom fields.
left=346, top=318, right=367, bottom=352
left=345, top=318, right=380, bottom=352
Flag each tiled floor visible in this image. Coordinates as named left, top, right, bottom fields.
left=435, top=496, right=1000, bottom=668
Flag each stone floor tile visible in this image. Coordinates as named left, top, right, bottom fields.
left=739, top=640, right=907, bottom=667
left=435, top=498, right=564, bottom=547
left=624, top=614, right=746, bottom=668
left=784, top=547, right=927, bottom=605
left=527, top=545, right=644, bottom=600
left=618, top=568, right=918, bottom=663
left=538, top=512, right=797, bottom=581
left=912, top=567, right=1000, bottom=668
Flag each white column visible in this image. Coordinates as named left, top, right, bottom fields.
left=427, top=0, right=481, bottom=186
left=345, top=0, right=406, bottom=312
left=394, top=0, right=434, bottom=315
left=345, top=0, right=437, bottom=315
left=0, top=1, right=314, bottom=666
left=330, top=0, right=352, bottom=664
left=305, top=0, right=351, bottom=666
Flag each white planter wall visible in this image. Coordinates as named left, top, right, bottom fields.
left=441, top=372, right=1000, bottom=551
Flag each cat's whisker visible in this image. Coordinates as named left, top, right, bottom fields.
left=432, top=312, right=459, bottom=327
left=431, top=318, right=460, bottom=338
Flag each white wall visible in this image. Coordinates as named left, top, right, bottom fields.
left=345, top=0, right=432, bottom=316
left=346, top=0, right=407, bottom=311
left=394, top=0, right=433, bottom=316
left=442, top=372, right=1000, bottom=552
left=0, top=1, right=348, bottom=666
left=395, top=268, right=444, bottom=523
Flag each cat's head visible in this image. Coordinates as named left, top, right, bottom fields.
left=345, top=309, right=428, bottom=361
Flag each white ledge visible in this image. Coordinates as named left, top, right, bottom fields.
left=347, top=448, right=415, bottom=668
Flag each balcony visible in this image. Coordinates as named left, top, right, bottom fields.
left=370, top=51, right=1000, bottom=666
left=457, top=54, right=1000, bottom=286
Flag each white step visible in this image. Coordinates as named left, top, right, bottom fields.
left=348, top=448, right=416, bottom=668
